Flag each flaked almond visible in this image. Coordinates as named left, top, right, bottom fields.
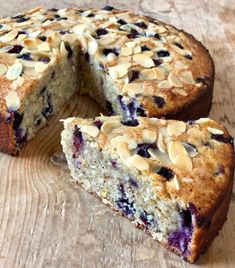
left=174, top=61, right=187, bottom=70
left=208, top=127, right=224, bottom=135
left=0, top=63, right=8, bottom=75
left=101, top=120, right=121, bottom=134
left=108, top=63, right=131, bottom=79
left=38, top=42, right=50, bottom=52
left=126, top=154, right=149, bottom=171
left=110, top=136, right=137, bottom=150
left=168, top=71, right=183, bottom=87
left=117, top=141, right=131, bottom=162
left=157, top=132, right=165, bottom=153
left=23, top=38, right=38, bottom=50
left=6, top=62, right=23, bottom=80
left=140, top=68, right=165, bottom=81
left=142, top=129, right=157, bottom=143
left=168, top=141, right=188, bottom=163
left=181, top=142, right=198, bottom=157
left=123, top=83, right=144, bottom=97
left=133, top=45, right=141, bottom=54
left=182, top=177, right=193, bottom=183
left=81, top=125, right=99, bottom=138
left=0, top=30, right=18, bottom=43
left=148, top=148, right=170, bottom=165
left=174, top=154, right=193, bottom=171
left=121, top=46, right=132, bottom=56
left=180, top=71, right=195, bottom=85
left=187, top=128, right=205, bottom=139
left=167, top=121, right=186, bottom=136
left=196, top=118, right=211, bottom=124
left=173, top=175, right=180, bottom=190
left=34, top=62, right=48, bottom=73
left=88, top=40, right=98, bottom=55
left=60, top=41, right=68, bottom=57
left=17, top=34, right=27, bottom=41
left=158, top=80, right=172, bottom=89
left=172, top=88, right=188, bottom=96
left=5, top=90, right=20, bottom=111
left=133, top=54, right=155, bottom=68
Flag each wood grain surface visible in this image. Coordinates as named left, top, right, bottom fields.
left=0, top=1, right=234, bottom=267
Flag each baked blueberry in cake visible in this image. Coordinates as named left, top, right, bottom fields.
left=61, top=115, right=234, bottom=263
left=0, top=6, right=214, bottom=154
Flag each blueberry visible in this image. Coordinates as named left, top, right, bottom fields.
left=116, top=198, right=135, bottom=217
left=110, top=160, right=117, bottom=168
left=184, top=54, right=192, bottom=60
left=48, top=8, right=58, bottom=12
left=59, top=30, right=69, bottom=35
left=84, top=52, right=89, bottom=61
left=141, top=45, right=150, bottom=51
left=87, top=13, right=95, bottom=17
left=39, top=57, right=50, bottom=63
left=57, top=17, right=68, bottom=21
left=173, top=42, right=184, bottom=49
left=140, top=211, right=154, bottom=226
left=196, top=77, right=208, bottom=84
left=42, top=93, right=53, bottom=118
left=102, top=48, right=119, bottom=56
left=157, top=50, right=170, bottom=57
left=103, top=6, right=114, bottom=11
left=127, top=29, right=139, bottom=39
left=17, top=53, right=32, bottom=60
left=153, top=59, right=163, bottom=67
left=16, top=17, right=29, bottom=23
left=134, top=21, right=147, bottom=29
left=117, top=19, right=127, bottom=25
left=154, top=33, right=160, bottom=39
left=137, top=143, right=156, bottom=158
left=38, top=36, right=47, bottom=42
left=214, top=164, right=225, bottom=176
left=54, top=14, right=60, bottom=19
left=121, top=119, right=139, bottom=127
left=211, top=134, right=234, bottom=145
left=153, top=96, right=165, bottom=108
left=13, top=112, right=27, bottom=144
left=129, top=70, right=139, bottom=82
left=106, top=101, right=114, bottom=115
left=8, top=45, right=23, bottom=54
left=93, top=120, right=103, bottom=129
left=65, top=42, right=73, bottom=58
left=73, top=126, right=83, bottom=153
left=128, top=177, right=138, bottom=188
left=96, top=28, right=108, bottom=37
left=157, top=167, right=174, bottom=180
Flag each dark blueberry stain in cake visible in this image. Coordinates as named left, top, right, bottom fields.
left=195, top=76, right=209, bottom=84
left=41, top=91, right=53, bottom=119
left=84, top=52, right=89, bottom=62
left=129, top=70, right=139, bottom=82
left=211, top=134, right=234, bottom=145
left=96, top=28, right=108, bottom=37
left=214, top=164, right=225, bottom=176
left=110, top=159, right=117, bottom=168
left=51, top=70, right=55, bottom=79
left=17, top=53, right=32, bottom=61
left=157, top=50, right=170, bottom=57
left=127, top=29, right=139, bottom=39
left=116, top=183, right=135, bottom=217
left=65, top=42, right=73, bottom=58
left=13, top=112, right=27, bottom=144
left=154, top=33, right=160, bottom=39
left=103, top=5, right=114, bottom=11
left=8, top=45, right=23, bottom=54
left=153, top=96, right=165, bottom=108
left=121, top=119, right=139, bottom=127
left=39, top=57, right=50, bottom=63
left=48, top=8, right=58, bottom=12
left=184, top=54, right=192, bottom=60
left=38, top=35, right=47, bottom=42
left=137, top=143, right=156, bottom=158
left=93, top=120, right=103, bottom=129
left=173, top=42, right=184, bottom=49
left=128, top=177, right=138, bottom=189
left=87, top=13, right=95, bottom=17
left=103, top=48, right=119, bottom=56
left=0, top=24, right=3, bottom=29
left=134, top=21, right=147, bottom=29
left=141, top=45, right=150, bottom=51
left=157, top=167, right=174, bottom=180
left=187, top=120, right=195, bottom=126
left=117, top=19, right=127, bottom=25
left=153, top=58, right=163, bottom=67
left=16, top=17, right=30, bottom=23
left=59, top=30, right=69, bottom=35
left=140, top=211, right=154, bottom=226
left=73, top=126, right=83, bottom=154
left=106, top=100, right=114, bottom=115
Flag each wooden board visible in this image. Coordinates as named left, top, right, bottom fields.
left=0, top=1, right=234, bottom=267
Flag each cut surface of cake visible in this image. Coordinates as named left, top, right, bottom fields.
left=61, top=115, right=234, bottom=263
left=0, top=6, right=214, bottom=154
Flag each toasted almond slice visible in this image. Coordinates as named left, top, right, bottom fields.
left=208, top=127, right=224, bottom=135
left=88, top=40, right=98, bottom=55
left=126, top=154, right=149, bottom=171
left=81, top=125, right=99, bottom=138
left=60, top=41, right=68, bottom=57
left=110, top=136, right=137, bottom=150
left=182, top=177, right=193, bottom=183
left=196, top=118, right=211, bottom=124
left=172, top=88, right=188, bottom=96
left=101, top=120, right=121, bottom=134
left=180, top=71, right=195, bottom=85
left=34, top=62, right=48, bottom=73
left=126, top=41, right=137, bottom=48
left=6, top=62, right=23, bottom=80
left=153, top=68, right=165, bottom=80
left=187, top=128, right=205, bottom=139
left=5, top=90, right=20, bottom=111
left=117, top=141, right=131, bottom=162
left=168, top=71, right=183, bottom=87
left=157, top=132, right=165, bottom=153
left=173, top=175, right=180, bottom=190
left=168, top=141, right=188, bottom=163
left=0, top=30, right=18, bottom=43
left=0, top=63, right=8, bottom=75
left=167, top=121, right=186, bottom=136
left=142, top=129, right=157, bottom=143
left=148, top=148, right=170, bottom=164
left=123, top=83, right=144, bottom=97
left=108, top=63, right=131, bottom=79
left=121, top=46, right=132, bottom=56
left=23, top=38, right=38, bottom=50
left=139, top=69, right=155, bottom=80
left=174, top=154, right=193, bottom=171
left=17, top=34, right=27, bottom=41
left=158, top=80, right=172, bottom=89
left=133, top=45, right=141, bottom=54
left=174, top=61, right=187, bottom=70
left=181, top=142, right=198, bottom=157
left=38, top=42, right=50, bottom=52
left=133, top=54, right=155, bottom=68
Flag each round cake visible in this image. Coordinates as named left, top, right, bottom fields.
left=0, top=6, right=214, bottom=154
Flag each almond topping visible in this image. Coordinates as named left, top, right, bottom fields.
left=117, top=141, right=131, bottom=162
left=108, top=63, right=131, bottom=79
left=208, top=127, right=224, bottom=135
left=123, top=83, right=144, bottom=97
left=110, top=136, right=137, bottom=150
left=133, top=54, right=155, bottom=68
left=0, top=30, right=18, bottom=43
left=6, top=62, right=23, bottom=80
left=142, top=129, right=157, bottom=143
left=38, top=42, right=50, bottom=52
left=173, top=175, right=180, bottom=190
left=0, top=63, right=8, bottom=76
left=168, top=141, right=188, bottom=163
left=168, top=71, right=183, bottom=87
left=157, top=133, right=165, bottom=153
left=88, top=40, right=98, bottom=55
left=140, top=68, right=165, bottom=81
left=172, top=88, right=188, bottom=96
left=101, top=120, right=121, bottom=134
left=174, top=154, right=193, bottom=171
left=34, top=62, right=48, bottom=73
left=126, top=154, right=149, bottom=171
left=167, top=121, right=186, bottom=136
left=180, top=71, right=195, bottom=85
left=81, top=125, right=99, bottom=138
left=121, top=46, right=132, bottom=56
left=196, top=118, right=211, bottom=124
left=5, top=90, right=20, bottom=111
left=158, top=80, right=172, bottom=89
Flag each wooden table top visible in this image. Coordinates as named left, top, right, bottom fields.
left=0, top=1, right=234, bottom=267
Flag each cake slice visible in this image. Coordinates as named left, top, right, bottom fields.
left=61, top=115, right=234, bottom=263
